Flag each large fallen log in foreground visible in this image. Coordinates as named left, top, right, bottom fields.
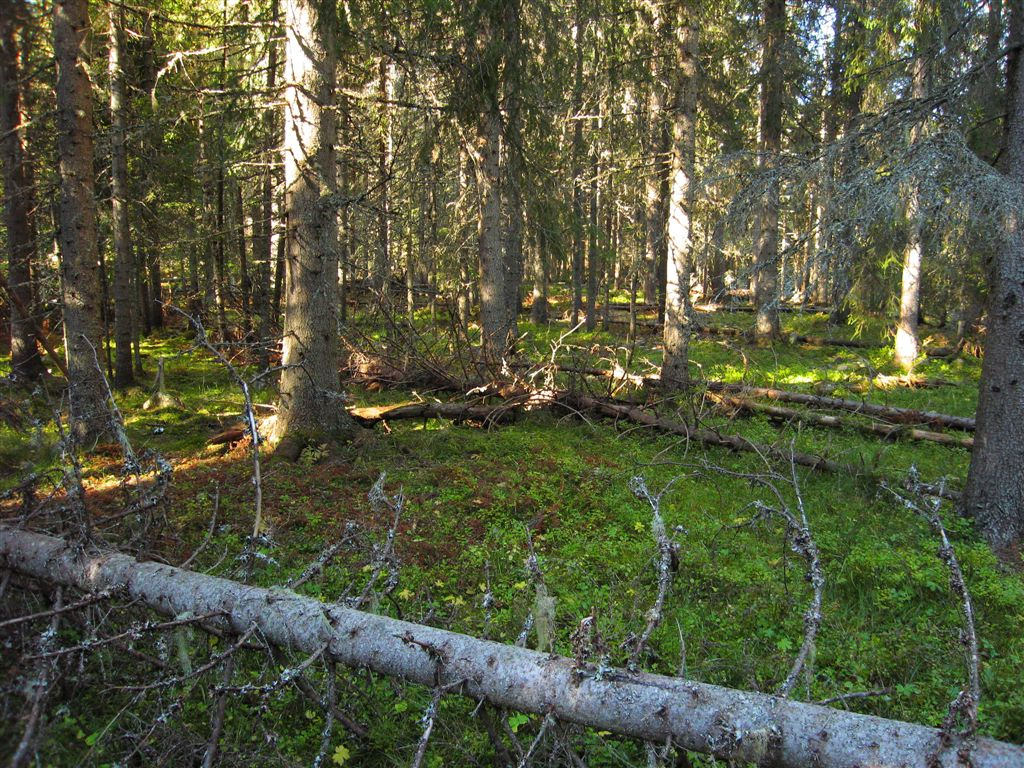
left=1, top=528, right=1019, bottom=768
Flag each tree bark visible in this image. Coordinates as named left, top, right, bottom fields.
left=469, top=2, right=516, bottom=362
left=571, top=0, right=585, bottom=327
left=54, top=0, right=111, bottom=442
left=255, top=0, right=279, bottom=368
left=752, top=0, right=785, bottom=341
left=894, top=8, right=932, bottom=372
left=108, top=6, right=134, bottom=387
left=961, top=0, right=1024, bottom=553
left=661, top=3, right=698, bottom=392
left=0, top=0, right=44, bottom=382
left=2, top=527, right=1020, bottom=768
left=372, top=57, right=392, bottom=294
left=272, top=0, right=358, bottom=452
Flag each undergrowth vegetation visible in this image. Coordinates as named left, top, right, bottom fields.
left=1, top=299, right=1021, bottom=766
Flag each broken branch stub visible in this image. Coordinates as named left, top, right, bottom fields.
left=1, top=528, right=1021, bottom=768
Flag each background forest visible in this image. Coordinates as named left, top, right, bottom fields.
left=2, top=0, right=1024, bottom=765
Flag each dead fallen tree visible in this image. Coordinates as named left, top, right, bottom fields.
left=704, top=381, right=976, bottom=432
left=506, top=363, right=974, bottom=435
left=559, top=393, right=856, bottom=475
left=711, top=394, right=975, bottom=449
left=2, top=527, right=1019, bottom=768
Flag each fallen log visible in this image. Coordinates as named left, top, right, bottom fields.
left=559, top=393, right=856, bottom=476
left=704, top=382, right=976, bottom=432
left=348, top=398, right=546, bottom=426
left=1, top=527, right=1018, bottom=768
left=711, top=394, right=974, bottom=449
left=508, top=364, right=974, bottom=439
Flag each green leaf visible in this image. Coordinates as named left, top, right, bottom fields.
left=332, top=744, right=351, bottom=765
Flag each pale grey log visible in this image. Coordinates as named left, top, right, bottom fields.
left=1, top=527, right=1021, bottom=768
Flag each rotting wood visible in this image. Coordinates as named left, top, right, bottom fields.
left=711, top=394, right=974, bottom=449
left=1, top=527, right=1020, bottom=768
left=558, top=392, right=854, bottom=475
left=509, top=364, right=975, bottom=433
left=704, top=381, right=975, bottom=432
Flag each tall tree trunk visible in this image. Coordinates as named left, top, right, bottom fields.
left=137, top=10, right=163, bottom=331
left=586, top=149, right=600, bottom=331
left=753, top=0, right=785, bottom=341
left=54, top=0, right=110, bottom=442
left=108, top=6, right=134, bottom=387
left=661, top=4, right=698, bottom=392
left=894, top=12, right=932, bottom=371
left=272, top=0, right=358, bottom=454
left=470, top=1, right=516, bottom=362
left=0, top=0, right=44, bottom=382
left=571, top=0, right=585, bottom=327
left=255, top=0, right=279, bottom=367
left=644, top=51, right=670, bottom=310
left=474, top=104, right=509, bottom=360
left=961, top=0, right=1024, bottom=554
left=373, top=57, right=393, bottom=294
left=235, top=181, right=252, bottom=336
left=530, top=224, right=549, bottom=323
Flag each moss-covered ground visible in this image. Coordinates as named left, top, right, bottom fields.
left=1, top=297, right=1021, bottom=766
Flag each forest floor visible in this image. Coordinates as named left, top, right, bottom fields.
left=1, top=294, right=1022, bottom=766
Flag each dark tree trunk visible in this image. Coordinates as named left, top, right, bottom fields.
left=108, top=6, right=134, bottom=387
left=961, top=0, right=1024, bottom=554
left=54, top=0, right=111, bottom=442
left=373, top=57, right=392, bottom=294
left=586, top=150, right=599, bottom=332
left=235, top=181, right=252, bottom=336
left=272, top=0, right=358, bottom=453
left=474, top=103, right=510, bottom=360
left=753, top=0, right=785, bottom=341
left=0, top=0, right=44, bottom=382
left=571, top=0, right=585, bottom=327
left=255, top=0, right=279, bottom=367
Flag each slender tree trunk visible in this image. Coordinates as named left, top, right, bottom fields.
left=256, top=0, right=279, bottom=366
left=961, top=0, right=1024, bottom=554
left=54, top=0, right=110, bottom=442
left=644, top=59, right=669, bottom=310
left=894, top=15, right=932, bottom=371
left=0, top=0, right=44, bottom=382
left=530, top=225, right=549, bottom=323
left=235, top=181, right=252, bottom=336
left=272, top=0, right=358, bottom=453
left=661, top=4, right=698, bottom=392
left=753, top=0, right=785, bottom=341
left=571, top=0, right=585, bottom=326
left=474, top=104, right=509, bottom=360
left=373, top=57, right=392, bottom=293
left=108, top=6, right=134, bottom=387
left=503, top=2, right=525, bottom=327
left=586, top=150, right=599, bottom=332
left=138, top=11, right=163, bottom=331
